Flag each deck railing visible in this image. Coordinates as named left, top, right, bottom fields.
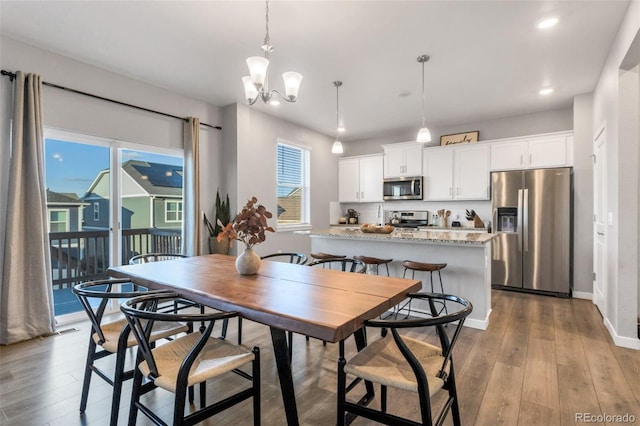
left=49, top=228, right=181, bottom=289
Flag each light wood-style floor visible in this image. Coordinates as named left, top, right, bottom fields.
left=1, top=290, right=638, bottom=425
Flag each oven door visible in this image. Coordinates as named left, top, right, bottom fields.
left=383, top=177, right=423, bottom=200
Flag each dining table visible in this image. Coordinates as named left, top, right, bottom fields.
left=107, top=253, right=422, bottom=425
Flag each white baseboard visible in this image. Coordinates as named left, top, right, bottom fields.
left=572, top=291, right=593, bottom=300
left=604, top=317, right=640, bottom=350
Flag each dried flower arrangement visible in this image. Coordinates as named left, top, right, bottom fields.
left=217, top=196, right=275, bottom=249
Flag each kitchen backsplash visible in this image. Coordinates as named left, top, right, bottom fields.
left=333, top=200, right=492, bottom=228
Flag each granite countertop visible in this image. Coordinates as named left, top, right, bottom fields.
left=301, top=228, right=496, bottom=246
left=330, top=224, right=488, bottom=232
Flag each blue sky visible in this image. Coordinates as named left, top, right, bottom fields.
left=45, top=138, right=182, bottom=197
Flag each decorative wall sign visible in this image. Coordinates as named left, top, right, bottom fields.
left=440, top=131, right=479, bottom=146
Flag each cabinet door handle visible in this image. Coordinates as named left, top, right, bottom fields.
left=457, top=187, right=460, bottom=195
left=356, top=192, right=359, bottom=200
left=449, top=187, right=453, bottom=196
left=529, top=153, right=532, bottom=164
left=520, top=155, right=523, bottom=165
left=361, top=192, right=364, bottom=199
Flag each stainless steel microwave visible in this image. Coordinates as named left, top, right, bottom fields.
left=383, top=176, right=423, bottom=200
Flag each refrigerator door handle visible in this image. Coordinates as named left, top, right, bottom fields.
left=523, top=188, right=529, bottom=252
left=517, top=189, right=523, bottom=250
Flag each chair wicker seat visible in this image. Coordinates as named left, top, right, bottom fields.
left=138, top=331, right=256, bottom=393
left=94, top=318, right=188, bottom=353
left=344, top=334, right=446, bottom=396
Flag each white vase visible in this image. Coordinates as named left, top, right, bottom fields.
left=236, top=247, right=261, bottom=275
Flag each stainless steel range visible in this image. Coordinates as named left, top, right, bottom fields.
left=386, top=210, right=429, bottom=229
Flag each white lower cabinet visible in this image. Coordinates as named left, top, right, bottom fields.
left=338, top=154, right=383, bottom=202
left=423, top=144, right=490, bottom=201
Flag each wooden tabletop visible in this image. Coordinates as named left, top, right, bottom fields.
left=107, top=254, right=422, bottom=343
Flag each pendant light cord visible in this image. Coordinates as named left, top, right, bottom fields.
left=336, top=83, right=340, bottom=137
left=421, top=60, right=426, bottom=127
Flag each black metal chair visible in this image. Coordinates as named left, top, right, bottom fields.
left=121, top=292, right=261, bottom=426
left=72, top=279, right=189, bottom=426
left=337, top=293, right=472, bottom=426
left=261, top=252, right=307, bottom=265
left=129, top=253, right=188, bottom=264
left=307, top=258, right=366, bottom=273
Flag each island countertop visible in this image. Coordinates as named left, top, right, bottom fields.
left=300, top=228, right=496, bottom=246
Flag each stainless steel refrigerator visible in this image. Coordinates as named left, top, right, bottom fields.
left=491, top=167, right=572, bottom=296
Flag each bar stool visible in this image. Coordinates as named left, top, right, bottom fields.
left=400, top=260, right=448, bottom=317
left=310, top=252, right=346, bottom=261
left=353, top=256, right=393, bottom=276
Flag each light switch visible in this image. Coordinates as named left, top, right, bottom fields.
left=608, top=212, right=613, bottom=226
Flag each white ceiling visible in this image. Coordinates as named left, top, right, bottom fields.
left=0, top=1, right=630, bottom=141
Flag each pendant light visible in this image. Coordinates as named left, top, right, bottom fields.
left=243, top=0, right=303, bottom=105
left=416, top=55, right=432, bottom=143
left=331, top=81, right=344, bottom=154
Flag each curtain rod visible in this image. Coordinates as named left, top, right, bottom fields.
left=1, top=70, right=222, bottom=130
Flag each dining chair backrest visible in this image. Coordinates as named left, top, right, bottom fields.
left=307, top=258, right=366, bottom=273
left=261, top=252, right=307, bottom=265
left=129, top=253, right=188, bottom=264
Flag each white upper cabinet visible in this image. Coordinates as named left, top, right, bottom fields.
left=490, top=140, right=527, bottom=170
left=382, top=142, right=423, bottom=178
left=490, top=131, right=573, bottom=171
left=423, top=144, right=490, bottom=201
left=338, top=154, right=383, bottom=202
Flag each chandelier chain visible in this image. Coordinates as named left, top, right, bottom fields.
left=263, top=0, right=270, bottom=49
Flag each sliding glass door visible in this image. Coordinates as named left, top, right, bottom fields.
left=44, top=129, right=183, bottom=321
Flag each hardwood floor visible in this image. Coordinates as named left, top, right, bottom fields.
left=0, top=290, right=638, bottom=425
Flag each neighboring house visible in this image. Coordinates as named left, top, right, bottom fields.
left=46, top=189, right=88, bottom=232
left=82, top=160, right=183, bottom=230
left=277, top=187, right=302, bottom=224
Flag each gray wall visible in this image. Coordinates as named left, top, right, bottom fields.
left=0, top=36, right=223, bottom=256
left=591, top=0, right=639, bottom=345
left=343, top=106, right=573, bottom=157
left=223, top=103, right=338, bottom=257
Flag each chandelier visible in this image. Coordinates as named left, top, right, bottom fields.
left=331, top=81, right=344, bottom=154
left=242, top=0, right=303, bottom=105
left=416, top=54, right=432, bottom=143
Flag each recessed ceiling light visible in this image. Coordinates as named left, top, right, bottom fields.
left=269, top=100, right=281, bottom=106
left=539, top=87, right=554, bottom=95
left=538, top=17, right=558, bottom=29
left=337, top=127, right=346, bottom=133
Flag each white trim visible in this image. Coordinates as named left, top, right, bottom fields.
left=572, top=291, right=593, bottom=300
left=276, top=137, right=312, bottom=151
left=276, top=224, right=312, bottom=232
left=604, top=317, right=640, bottom=350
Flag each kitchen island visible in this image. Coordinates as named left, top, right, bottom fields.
left=301, top=228, right=495, bottom=330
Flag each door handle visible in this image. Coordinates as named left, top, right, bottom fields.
left=517, top=189, right=523, bottom=250
left=523, top=188, right=529, bottom=252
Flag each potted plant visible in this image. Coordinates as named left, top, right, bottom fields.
left=217, top=196, right=275, bottom=275
left=204, top=190, right=230, bottom=254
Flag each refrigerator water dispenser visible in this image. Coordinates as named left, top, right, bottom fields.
left=496, top=207, right=518, bottom=232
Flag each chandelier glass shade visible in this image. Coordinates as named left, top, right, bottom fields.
left=243, top=0, right=302, bottom=105
left=416, top=54, right=432, bottom=143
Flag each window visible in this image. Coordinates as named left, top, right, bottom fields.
left=49, top=209, right=69, bottom=232
left=93, top=203, right=99, bottom=221
left=165, top=200, right=183, bottom=222
left=276, top=141, right=310, bottom=228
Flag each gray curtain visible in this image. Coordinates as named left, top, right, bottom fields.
left=181, top=117, right=201, bottom=256
left=1, top=71, right=55, bottom=345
